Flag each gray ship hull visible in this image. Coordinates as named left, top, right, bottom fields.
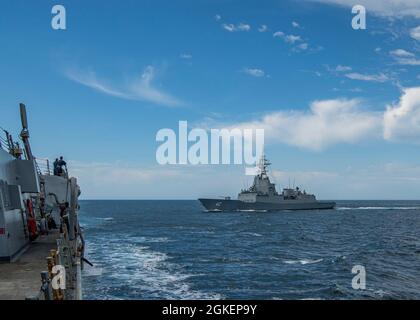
left=199, top=198, right=336, bottom=212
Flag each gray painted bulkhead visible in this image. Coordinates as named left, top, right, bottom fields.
left=0, top=148, right=39, bottom=261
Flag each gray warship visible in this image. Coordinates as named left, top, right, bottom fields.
left=0, top=104, right=84, bottom=300
left=199, top=156, right=335, bottom=212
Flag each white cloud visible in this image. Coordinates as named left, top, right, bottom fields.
left=216, top=87, right=420, bottom=151
left=345, top=72, right=389, bottom=82
left=384, top=87, right=420, bottom=143
left=410, top=26, right=420, bottom=40
left=335, top=65, right=352, bottom=72
left=242, top=68, right=266, bottom=77
left=258, top=25, right=268, bottom=32
left=393, top=58, right=420, bottom=66
left=308, top=0, right=420, bottom=18
left=273, top=163, right=420, bottom=200
left=390, top=49, right=415, bottom=58
left=223, top=23, right=251, bottom=32
left=390, top=49, right=420, bottom=65
left=285, top=35, right=302, bottom=43
left=70, top=161, right=246, bottom=199
left=70, top=159, right=420, bottom=200
left=65, top=66, right=183, bottom=107
left=292, top=21, right=300, bottom=28
left=273, top=31, right=303, bottom=44
left=226, top=98, right=382, bottom=151
left=296, top=43, right=309, bottom=50
left=215, top=14, right=222, bottom=21
left=273, top=31, right=284, bottom=38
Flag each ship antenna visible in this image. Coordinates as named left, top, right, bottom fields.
left=19, top=103, right=34, bottom=160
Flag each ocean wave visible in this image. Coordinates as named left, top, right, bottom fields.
left=130, top=236, right=173, bottom=243
left=283, top=258, right=324, bottom=265
left=337, top=206, right=420, bottom=210
left=95, top=217, right=115, bottom=221
left=85, top=236, right=221, bottom=300
left=84, top=266, right=104, bottom=277
left=243, top=232, right=263, bottom=237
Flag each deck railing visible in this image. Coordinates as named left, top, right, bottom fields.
left=0, top=130, right=11, bottom=153
left=35, top=158, right=52, bottom=175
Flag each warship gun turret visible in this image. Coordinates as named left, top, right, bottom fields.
left=199, top=156, right=335, bottom=212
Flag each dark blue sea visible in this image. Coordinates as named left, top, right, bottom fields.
left=79, top=200, right=420, bottom=300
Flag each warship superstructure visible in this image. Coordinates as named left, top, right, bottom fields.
left=199, top=156, right=335, bottom=212
left=0, top=104, right=84, bottom=300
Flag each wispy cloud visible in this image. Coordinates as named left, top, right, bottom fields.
left=65, top=66, right=183, bottom=107
left=222, top=23, right=251, bottom=32
left=308, top=0, right=420, bottom=18
left=258, top=25, right=268, bottom=32
left=273, top=30, right=314, bottom=52
left=324, top=64, right=352, bottom=74
left=390, top=49, right=420, bottom=65
left=335, top=65, right=352, bottom=72
left=390, top=49, right=415, bottom=58
left=344, top=72, right=389, bottom=82
left=274, top=31, right=302, bottom=43
left=242, top=68, right=266, bottom=78
left=295, top=43, right=309, bottom=51
left=410, top=26, right=420, bottom=40
left=292, top=21, right=301, bottom=28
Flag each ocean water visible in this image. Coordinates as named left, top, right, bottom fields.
left=79, top=200, right=420, bottom=300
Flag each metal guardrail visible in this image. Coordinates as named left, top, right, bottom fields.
left=28, top=178, right=83, bottom=301
left=0, top=130, right=11, bottom=153
left=35, top=158, right=52, bottom=175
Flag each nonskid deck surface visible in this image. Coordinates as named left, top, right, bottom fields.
left=0, top=231, right=60, bottom=300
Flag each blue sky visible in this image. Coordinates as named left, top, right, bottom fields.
left=1, top=0, right=420, bottom=199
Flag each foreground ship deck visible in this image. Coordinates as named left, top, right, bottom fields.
left=0, top=231, right=61, bottom=300
left=0, top=104, right=84, bottom=300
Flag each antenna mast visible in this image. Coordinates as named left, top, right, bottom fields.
left=19, top=103, right=34, bottom=160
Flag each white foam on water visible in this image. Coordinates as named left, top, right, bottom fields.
left=94, top=217, right=115, bottom=221
left=84, top=266, right=104, bottom=277
left=243, top=232, right=263, bottom=237
left=337, top=206, right=420, bottom=211
left=130, top=236, right=173, bottom=243
left=88, top=236, right=222, bottom=300
left=283, top=258, right=324, bottom=265
left=194, top=230, right=215, bottom=235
